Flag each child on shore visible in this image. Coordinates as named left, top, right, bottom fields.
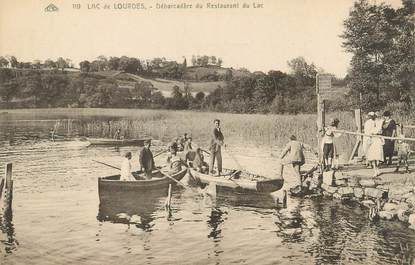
left=395, top=137, right=411, bottom=173
left=321, top=118, right=340, bottom=171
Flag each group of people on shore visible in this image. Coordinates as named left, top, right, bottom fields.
left=119, top=119, right=225, bottom=181
left=279, top=110, right=412, bottom=188
left=363, top=111, right=411, bottom=176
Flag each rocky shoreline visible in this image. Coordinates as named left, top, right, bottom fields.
left=300, top=167, right=415, bottom=230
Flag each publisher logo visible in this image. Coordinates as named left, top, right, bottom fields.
left=45, top=4, right=59, bottom=12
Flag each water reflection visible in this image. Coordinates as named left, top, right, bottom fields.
left=207, top=207, right=226, bottom=240
left=97, top=189, right=167, bottom=232
left=214, top=186, right=278, bottom=209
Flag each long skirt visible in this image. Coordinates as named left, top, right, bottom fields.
left=383, top=139, right=395, bottom=158
left=362, top=136, right=371, bottom=157
left=367, top=137, right=384, bottom=162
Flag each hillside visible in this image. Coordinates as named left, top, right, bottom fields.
left=96, top=72, right=227, bottom=97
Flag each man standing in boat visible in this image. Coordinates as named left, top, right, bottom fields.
left=209, top=119, right=224, bottom=176
left=139, top=139, right=155, bottom=179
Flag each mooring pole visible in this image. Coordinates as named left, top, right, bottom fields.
left=3, top=163, right=13, bottom=211
left=0, top=167, right=5, bottom=201
left=348, top=109, right=363, bottom=163
left=316, top=74, right=326, bottom=167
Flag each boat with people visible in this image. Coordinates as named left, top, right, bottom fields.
left=87, top=138, right=149, bottom=146
left=188, top=168, right=284, bottom=193
left=98, top=167, right=188, bottom=193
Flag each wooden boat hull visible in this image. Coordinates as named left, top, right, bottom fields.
left=97, top=187, right=167, bottom=227
left=88, top=138, right=149, bottom=146
left=188, top=168, right=283, bottom=193
left=98, top=168, right=188, bottom=194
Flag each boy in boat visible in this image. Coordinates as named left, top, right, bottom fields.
left=183, top=134, right=197, bottom=162
left=209, top=119, right=224, bottom=176
left=120, top=152, right=136, bottom=181
left=139, top=139, right=155, bottom=179
left=192, top=147, right=209, bottom=173
left=395, top=136, right=411, bottom=173
left=167, top=142, right=186, bottom=174
left=176, top=137, right=185, bottom=152
left=184, top=134, right=193, bottom=152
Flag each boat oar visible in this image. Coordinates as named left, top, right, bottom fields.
left=154, top=149, right=168, bottom=158
left=160, top=170, right=193, bottom=190
left=92, top=160, right=121, bottom=170
left=224, top=145, right=245, bottom=174
left=200, top=148, right=211, bottom=155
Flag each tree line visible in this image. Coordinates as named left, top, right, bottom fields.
left=0, top=55, right=224, bottom=81
left=341, top=0, right=415, bottom=110
left=0, top=56, right=328, bottom=113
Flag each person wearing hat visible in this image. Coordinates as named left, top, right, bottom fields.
left=363, top=112, right=377, bottom=167
left=382, top=110, right=397, bottom=165
left=120, top=152, right=135, bottom=181
left=321, top=118, right=340, bottom=171
left=366, top=113, right=385, bottom=177
left=139, top=139, right=155, bottom=179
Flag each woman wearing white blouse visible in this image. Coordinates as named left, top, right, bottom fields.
left=120, top=152, right=135, bottom=181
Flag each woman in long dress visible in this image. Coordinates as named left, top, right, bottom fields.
left=366, top=114, right=384, bottom=177
left=363, top=112, right=376, bottom=166
left=382, top=111, right=396, bottom=165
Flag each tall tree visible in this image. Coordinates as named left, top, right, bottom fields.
left=9, top=56, right=18, bottom=68
left=79, top=61, right=91, bottom=72
left=0, top=56, right=9, bottom=67
left=108, top=57, right=120, bottom=70
left=341, top=0, right=414, bottom=105
left=56, top=57, right=68, bottom=72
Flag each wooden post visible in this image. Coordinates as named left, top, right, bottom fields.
left=0, top=171, right=4, bottom=201
left=348, top=109, right=363, bottom=163
left=282, top=190, right=287, bottom=208
left=3, top=163, right=13, bottom=211
left=316, top=96, right=325, bottom=165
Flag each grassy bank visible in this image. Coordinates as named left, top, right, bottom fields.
left=3, top=108, right=414, bottom=162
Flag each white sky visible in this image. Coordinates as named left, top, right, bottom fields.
left=0, top=0, right=403, bottom=77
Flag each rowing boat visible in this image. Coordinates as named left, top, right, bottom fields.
left=98, top=168, right=188, bottom=193
left=87, top=138, right=149, bottom=146
left=188, top=168, right=284, bottom=193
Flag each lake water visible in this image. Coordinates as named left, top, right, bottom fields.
left=0, top=110, right=414, bottom=265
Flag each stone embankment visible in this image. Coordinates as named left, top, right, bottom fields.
left=302, top=167, right=415, bottom=229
